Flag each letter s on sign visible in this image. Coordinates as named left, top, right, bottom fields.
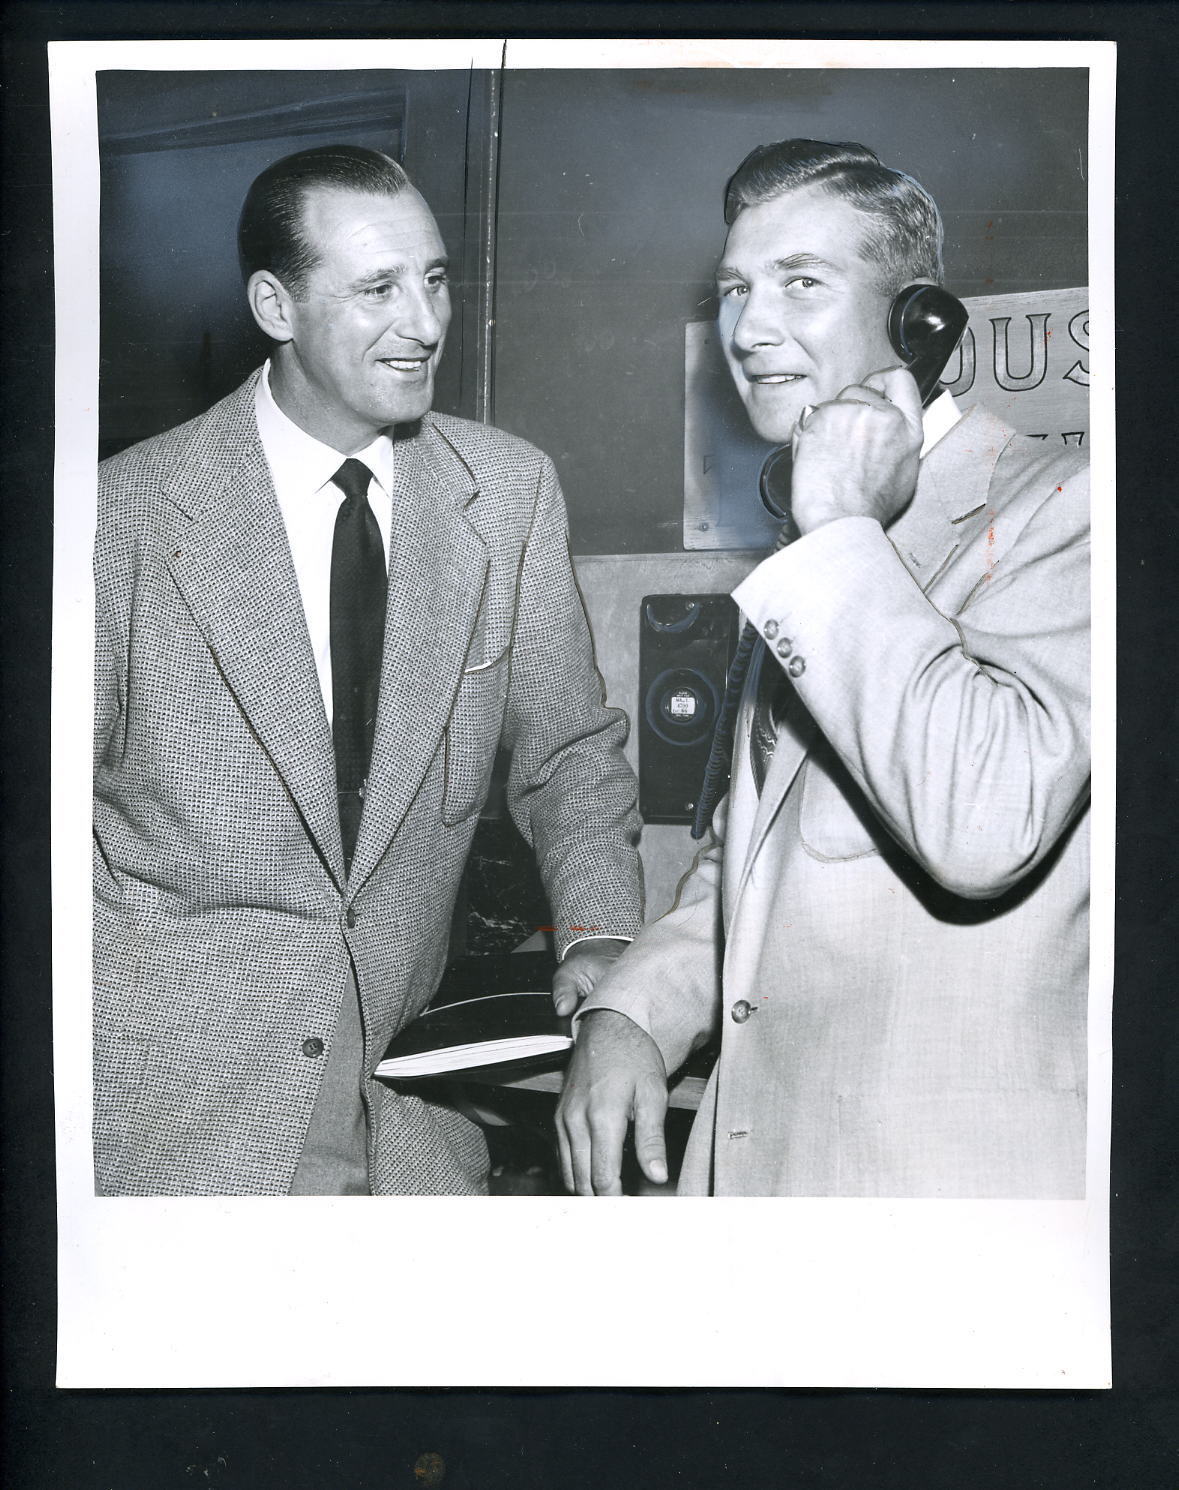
left=1064, top=309, right=1089, bottom=387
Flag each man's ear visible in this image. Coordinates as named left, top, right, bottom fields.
left=247, top=270, right=296, bottom=343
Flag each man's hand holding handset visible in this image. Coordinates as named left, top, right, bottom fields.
left=788, top=364, right=924, bottom=535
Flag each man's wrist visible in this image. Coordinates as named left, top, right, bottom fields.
left=794, top=505, right=854, bottom=537
left=792, top=491, right=887, bottom=536
left=561, top=934, right=631, bottom=961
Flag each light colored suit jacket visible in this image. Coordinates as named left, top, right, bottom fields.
left=580, top=404, right=1090, bottom=1197
left=94, top=370, right=643, bottom=1196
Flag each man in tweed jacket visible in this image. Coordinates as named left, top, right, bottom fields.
left=94, top=145, right=643, bottom=1196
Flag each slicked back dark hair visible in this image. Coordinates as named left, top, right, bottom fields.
left=237, top=144, right=413, bottom=296
left=723, top=138, right=944, bottom=293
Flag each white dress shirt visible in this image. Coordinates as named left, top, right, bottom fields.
left=254, top=362, right=395, bottom=728
left=256, top=364, right=623, bottom=967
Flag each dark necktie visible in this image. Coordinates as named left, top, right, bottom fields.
left=748, top=643, right=792, bottom=796
left=691, top=454, right=799, bottom=840
left=691, top=611, right=788, bottom=839
left=329, top=458, right=387, bottom=876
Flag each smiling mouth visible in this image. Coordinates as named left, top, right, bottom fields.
left=379, top=356, right=431, bottom=372
left=749, top=373, right=804, bottom=385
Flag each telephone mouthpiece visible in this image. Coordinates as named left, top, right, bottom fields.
left=758, top=444, right=800, bottom=535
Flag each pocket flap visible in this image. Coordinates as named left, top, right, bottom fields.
left=442, top=654, right=510, bottom=825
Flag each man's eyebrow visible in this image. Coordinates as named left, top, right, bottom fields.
left=715, top=252, right=838, bottom=279
left=349, top=256, right=450, bottom=289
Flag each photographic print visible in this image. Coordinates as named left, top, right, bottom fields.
left=51, top=36, right=1114, bottom=1388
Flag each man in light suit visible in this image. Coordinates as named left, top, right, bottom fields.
left=558, top=139, right=1090, bottom=1198
left=94, top=145, right=643, bottom=1195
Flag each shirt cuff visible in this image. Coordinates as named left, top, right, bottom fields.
left=560, top=933, right=634, bottom=961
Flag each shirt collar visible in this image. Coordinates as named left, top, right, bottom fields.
left=254, top=360, right=395, bottom=499
left=919, top=388, right=961, bottom=459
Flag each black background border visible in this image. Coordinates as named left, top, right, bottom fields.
left=3, top=4, right=1176, bottom=1485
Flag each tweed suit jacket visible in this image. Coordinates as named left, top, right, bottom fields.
left=579, top=403, right=1091, bottom=1197
left=94, top=370, right=643, bottom=1196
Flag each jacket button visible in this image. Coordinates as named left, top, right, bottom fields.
left=788, top=656, right=806, bottom=678
left=775, top=636, right=793, bottom=658
left=344, top=907, right=357, bottom=929
left=730, top=999, right=753, bottom=1024
left=302, top=1037, right=324, bottom=1058
left=763, top=618, right=779, bottom=640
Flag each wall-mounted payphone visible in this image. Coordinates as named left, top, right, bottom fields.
left=638, top=593, right=739, bottom=825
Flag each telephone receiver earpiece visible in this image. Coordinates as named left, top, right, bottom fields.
left=758, top=283, right=969, bottom=523
left=886, top=283, right=970, bottom=408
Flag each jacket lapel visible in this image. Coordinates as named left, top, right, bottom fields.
left=165, top=376, right=345, bottom=885
left=886, top=401, right=1013, bottom=588
left=346, top=417, right=490, bottom=888
left=729, top=649, right=816, bottom=908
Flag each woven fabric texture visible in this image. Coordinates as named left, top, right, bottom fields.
left=94, top=371, right=643, bottom=1196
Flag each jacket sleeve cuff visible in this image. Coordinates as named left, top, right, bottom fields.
left=732, top=516, right=888, bottom=676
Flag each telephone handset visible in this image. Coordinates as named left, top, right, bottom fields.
left=692, top=287, right=968, bottom=839
left=759, top=283, right=969, bottom=524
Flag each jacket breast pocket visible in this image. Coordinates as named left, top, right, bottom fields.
left=798, top=751, right=886, bottom=862
left=442, top=652, right=510, bottom=826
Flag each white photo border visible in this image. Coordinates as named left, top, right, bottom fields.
left=51, top=36, right=1116, bottom=1389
